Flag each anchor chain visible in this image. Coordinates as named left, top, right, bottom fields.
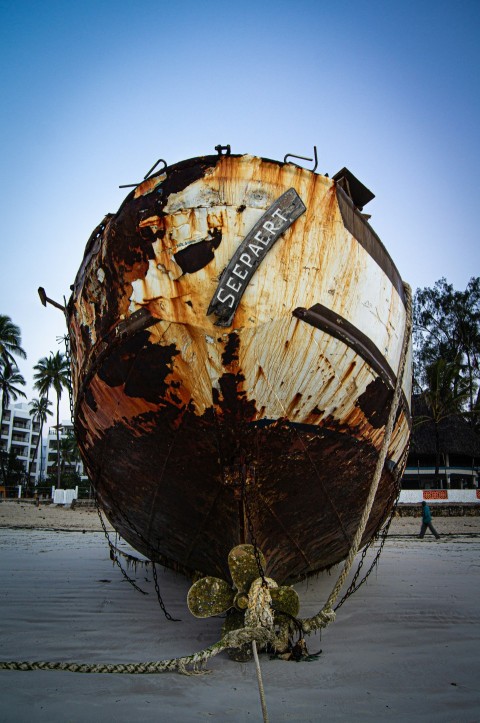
left=63, top=333, right=75, bottom=425
left=95, top=497, right=148, bottom=596
left=152, top=562, right=180, bottom=622
left=94, top=488, right=180, bottom=621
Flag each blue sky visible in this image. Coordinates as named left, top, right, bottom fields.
left=0, top=0, right=479, bottom=418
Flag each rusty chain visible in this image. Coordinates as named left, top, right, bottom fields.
left=94, top=482, right=180, bottom=622
left=151, top=562, right=180, bottom=622
left=63, top=334, right=75, bottom=425
left=95, top=496, right=148, bottom=595
left=334, top=441, right=409, bottom=610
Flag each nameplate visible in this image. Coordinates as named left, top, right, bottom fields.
left=207, top=188, right=306, bottom=327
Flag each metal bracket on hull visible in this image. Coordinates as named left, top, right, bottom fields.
left=119, top=158, right=168, bottom=189
left=284, top=146, right=318, bottom=173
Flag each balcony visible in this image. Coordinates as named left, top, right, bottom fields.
left=12, top=419, right=30, bottom=430
left=10, top=446, right=28, bottom=459
left=11, top=434, right=28, bottom=444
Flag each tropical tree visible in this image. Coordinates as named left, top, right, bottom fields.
left=0, top=314, right=27, bottom=368
left=59, top=431, right=80, bottom=478
left=28, top=397, right=53, bottom=485
left=415, top=358, right=471, bottom=480
left=33, top=352, right=69, bottom=489
left=414, top=277, right=480, bottom=425
left=0, top=362, right=27, bottom=425
left=0, top=448, right=26, bottom=491
left=0, top=362, right=26, bottom=483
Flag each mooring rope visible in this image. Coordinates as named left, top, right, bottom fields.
left=252, top=640, right=270, bottom=723
left=0, top=627, right=274, bottom=675
left=300, top=282, right=413, bottom=633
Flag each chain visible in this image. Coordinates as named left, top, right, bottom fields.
left=93, top=466, right=180, bottom=622
left=242, top=464, right=267, bottom=587
left=334, top=434, right=410, bottom=610
left=63, top=333, right=75, bottom=425
left=152, top=562, right=180, bottom=621
left=95, top=497, right=148, bottom=595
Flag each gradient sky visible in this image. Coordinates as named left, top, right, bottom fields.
left=1, top=0, right=479, bottom=419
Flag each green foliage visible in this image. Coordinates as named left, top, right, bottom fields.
left=33, top=351, right=69, bottom=401
left=33, top=351, right=69, bottom=489
left=0, top=363, right=26, bottom=413
left=0, top=314, right=27, bottom=368
left=0, top=353, right=26, bottom=485
left=413, top=277, right=480, bottom=426
left=27, top=397, right=53, bottom=482
left=0, top=448, right=26, bottom=488
left=417, top=358, right=471, bottom=426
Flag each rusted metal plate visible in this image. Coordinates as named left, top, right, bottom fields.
left=207, top=188, right=306, bottom=326
left=67, top=153, right=412, bottom=583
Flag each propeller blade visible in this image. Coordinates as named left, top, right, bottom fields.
left=228, top=544, right=266, bottom=593
left=187, top=576, right=234, bottom=618
left=270, top=586, right=300, bottom=618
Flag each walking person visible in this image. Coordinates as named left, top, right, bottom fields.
left=418, top=500, right=440, bottom=539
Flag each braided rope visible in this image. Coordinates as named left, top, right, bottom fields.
left=301, top=282, right=413, bottom=634
left=0, top=627, right=274, bottom=675
left=252, top=640, right=270, bottom=723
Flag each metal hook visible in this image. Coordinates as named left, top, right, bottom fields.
left=38, top=287, right=66, bottom=313
left=119, top=158, right=168, bottom=189
left=284, top=146, right=318, bottom=173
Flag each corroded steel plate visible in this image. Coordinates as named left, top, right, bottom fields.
left=67, top=153, right=412, bottom=583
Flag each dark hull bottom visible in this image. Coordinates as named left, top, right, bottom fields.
left=86, top=407, right=396, bottom=584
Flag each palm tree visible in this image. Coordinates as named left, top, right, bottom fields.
left=58, top=432, right=81, bottom=485
left=0, top=362, right=26, bottom=483
left=33, top=352, right=69, bottom=489
left=415, top=358, right=471, bottom=482
left=0, top=315, right=27, bottom=368
left=28, top=397, right=53, bottom=485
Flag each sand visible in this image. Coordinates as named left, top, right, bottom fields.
left=0, top=503, right=479, bottom=722
left=0, top=500, right=114, bottom=532
left=1, top=499, right=480, bottom=535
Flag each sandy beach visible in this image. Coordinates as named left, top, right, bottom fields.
left=0, top=503, right=479, bottom=722
left=1, top=499, right=480, bottom=535
left=0, top=500, right=115, bottom=532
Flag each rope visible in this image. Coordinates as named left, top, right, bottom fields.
left=0, top=627, right=274, bottom=675
left=252, top=640, right=270, bottom=723
left=300, top=282, right=413, bottom=633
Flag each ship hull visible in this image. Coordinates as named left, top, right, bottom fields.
left=67, top=153, right=412, bottom=583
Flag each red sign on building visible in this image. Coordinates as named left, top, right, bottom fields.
left=423, top=490, right=448, bottom=500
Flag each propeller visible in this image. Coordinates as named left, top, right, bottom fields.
left=187, top=544, right=300, bottom=622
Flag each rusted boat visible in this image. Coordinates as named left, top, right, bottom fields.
left=66, top=148, right=412, bottom=585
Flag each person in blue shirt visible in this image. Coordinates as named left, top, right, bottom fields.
left=419, top=501, right=440, bottom=539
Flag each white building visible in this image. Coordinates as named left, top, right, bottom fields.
left=45, top=419, right=87, bottom=483
left=0, top=402, right=42, bottom=484
left=0, top=403, right=87, bottom=494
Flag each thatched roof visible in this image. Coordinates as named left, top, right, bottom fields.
left=409, top=395, right=480, bottom=456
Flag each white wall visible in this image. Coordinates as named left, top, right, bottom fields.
left=399, top=490, right=480, bottom=504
